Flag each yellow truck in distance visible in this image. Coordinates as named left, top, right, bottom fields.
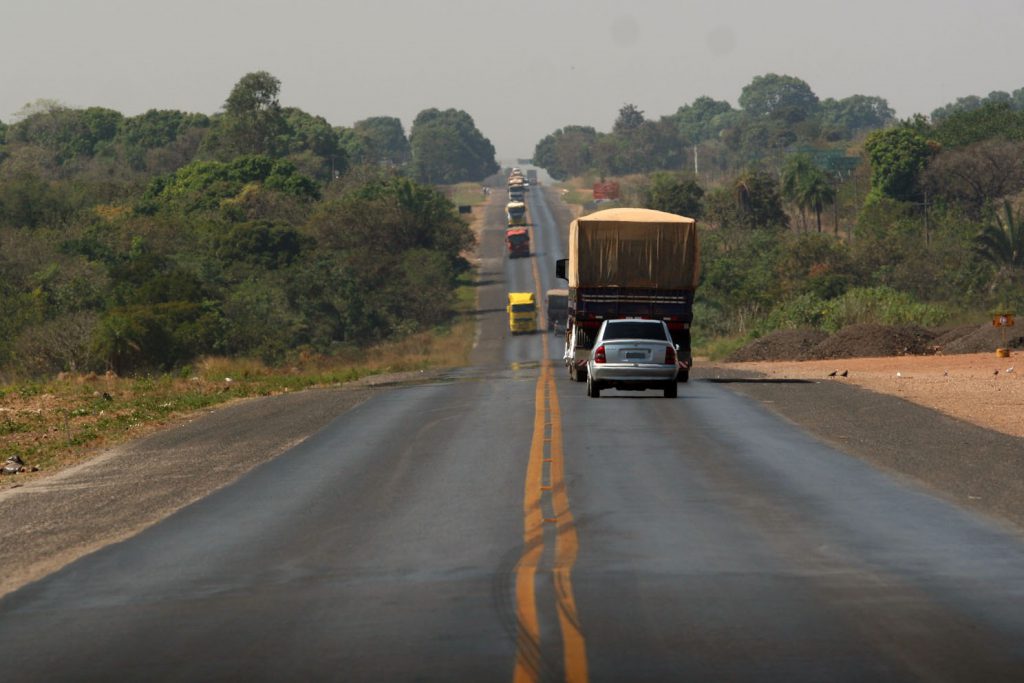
left=507, top=292, right=537, bottom=334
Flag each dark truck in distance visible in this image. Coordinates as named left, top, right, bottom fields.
left=546, top=288, right=568, bottom=334
left=556, top=208, right=700, bottom=382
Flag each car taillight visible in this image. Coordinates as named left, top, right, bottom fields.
left=664, top=345, right=676, bottom=365
left=594, top=345, right=606, bottom=363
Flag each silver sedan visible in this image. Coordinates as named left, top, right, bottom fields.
left=586, top=319, right=679, bottom=398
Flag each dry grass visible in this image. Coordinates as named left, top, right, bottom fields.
left=0, top=314, right=476, bottom=479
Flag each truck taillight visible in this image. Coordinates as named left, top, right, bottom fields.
left=664, top=345, right=676, bottom=365
left=594, top=345, right=606, bottom=363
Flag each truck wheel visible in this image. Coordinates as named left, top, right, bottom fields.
left=587, top=375, right=601, bottom=398
left=663, top=381, right=677, bottom=398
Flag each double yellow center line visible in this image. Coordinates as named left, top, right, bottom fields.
left=513, top=251, right=588, bottom=682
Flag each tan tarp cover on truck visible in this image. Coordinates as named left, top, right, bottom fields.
left=568, top=208, right=700, bottom=289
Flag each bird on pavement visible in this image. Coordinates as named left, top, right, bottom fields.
left=827, top=369, right=838, bottom=378
left=840, top=370, right=849, bottom=377
left=994, top=369, right=1000, bottom=376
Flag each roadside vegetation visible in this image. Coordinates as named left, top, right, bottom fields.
left=536, top=75, right=1024, bottom=357
left=0, top=71, right=498, bottom=473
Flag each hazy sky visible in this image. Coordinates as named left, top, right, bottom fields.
left=4, top=0, right=1024, bottom=159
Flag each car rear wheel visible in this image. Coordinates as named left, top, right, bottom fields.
left=587, top=375, right=601, bottom=398
left=663, top=381, right=677, bottom=398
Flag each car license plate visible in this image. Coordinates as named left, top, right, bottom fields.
left=624, top=351, right=645, bottom=360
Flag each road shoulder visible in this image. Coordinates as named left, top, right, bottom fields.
left=697, top=365, right=1024, bottom=533
left=0, top=374, right=439, bottom=598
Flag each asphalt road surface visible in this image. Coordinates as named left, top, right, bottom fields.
left=3, top=184, right=1024, bottom=682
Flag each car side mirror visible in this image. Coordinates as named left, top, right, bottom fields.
left=555, top=259, right=567, bottom=280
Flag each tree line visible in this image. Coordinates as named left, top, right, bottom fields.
left=535, top=75, right=1024, bottom=344
left=0, top=72, right=497, bottom=378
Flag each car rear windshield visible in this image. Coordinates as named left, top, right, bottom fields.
left=601, top=321, right=668, bottom=341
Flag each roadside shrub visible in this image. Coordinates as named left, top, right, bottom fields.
left=12, top=311, right=99, bottom=376
left=760, top=292, right=829, bottom=332
left=820, top=286, right=949, bottom=331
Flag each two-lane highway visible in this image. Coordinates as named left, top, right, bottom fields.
left=3, top=182, right=1024, bottom=681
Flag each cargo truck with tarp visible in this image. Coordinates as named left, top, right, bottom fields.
left=546, top=288, right=568, bottom=334
left=505, top=226, right=530, bottom=258
left=508, top=178, right=525, bottom=202
left=506, top=200, right=527, bottom=226
left=555, top=208, right=700, bottom=382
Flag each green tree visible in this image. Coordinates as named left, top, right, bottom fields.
left=739, top=74, right=820, bottom=123
left=218, top=71, right=287, bottom=156
left=533, top=125, right=597, bottom=180
left=279, top=108, right=341, bottom=157
left=780, top=153, right=817, bottom=230
left=350, top=116, right=411, bottom=166
left=864, top=126, right=932, bottom=203
left=613, top=103, right=646, bottom=134
left=975, top=200, right=1024, bottom=288
left=799, top=171, right=837, bottom=234
left=8, top=104, right=123, bottom=164
left=643, top=172, right=704, bottom=217
left=931, top=102, right=1024, bottom=147
left=139, top=155, right=319, bottom=214
left=734, top=169, right=788, bottom=230
left=116, top=109, right=210, bottom=171
left=819, top=95, right=895, bottom=138
left=670, top=96, right=734, bottom=144
left=409, top=108, right=497, bottom=183
left=118, top=109, right=210, bottom=150
left=781, top=154, right=836, bottom=233
left=923, top=139, right=1024, bottom=217
left=0, top=172, right=77, bottom=228
left=930, top=95, right=985, bottom=123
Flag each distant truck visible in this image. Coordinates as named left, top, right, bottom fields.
left=555, top=208, right=699, bottom=382
left=506, top=200, right=527, bottom=226
left=507, top=292, right=537, bottom=334
left=546, top=288, right=568, bottom=334
left=505, top=226, right=530, bottom=258
left=508, top=178, right=526, bottom=202
left=526, top=169, right=538, bottom=185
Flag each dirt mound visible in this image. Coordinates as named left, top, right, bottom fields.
left=809, top=324, right=936, bottom=360
left=725, top=329, right=829, bottom=362
left=942, top=324, right=1024, bottom=354
left=931, top=325, right=981, bottom=350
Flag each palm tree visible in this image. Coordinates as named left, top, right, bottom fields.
left=798, top=172, right=837, bottom=234
left=975, top=200, right=1024, bottom=288
left=781, top=154, right=837, bottom=233
left=780, top=154, right=815, bottom=231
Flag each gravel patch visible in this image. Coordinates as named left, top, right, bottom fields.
left=725, top=329, right=829, bottom=362
left=942, top=323, right=1024, bottom=355
left=809, top=324, right=936, bottom=359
